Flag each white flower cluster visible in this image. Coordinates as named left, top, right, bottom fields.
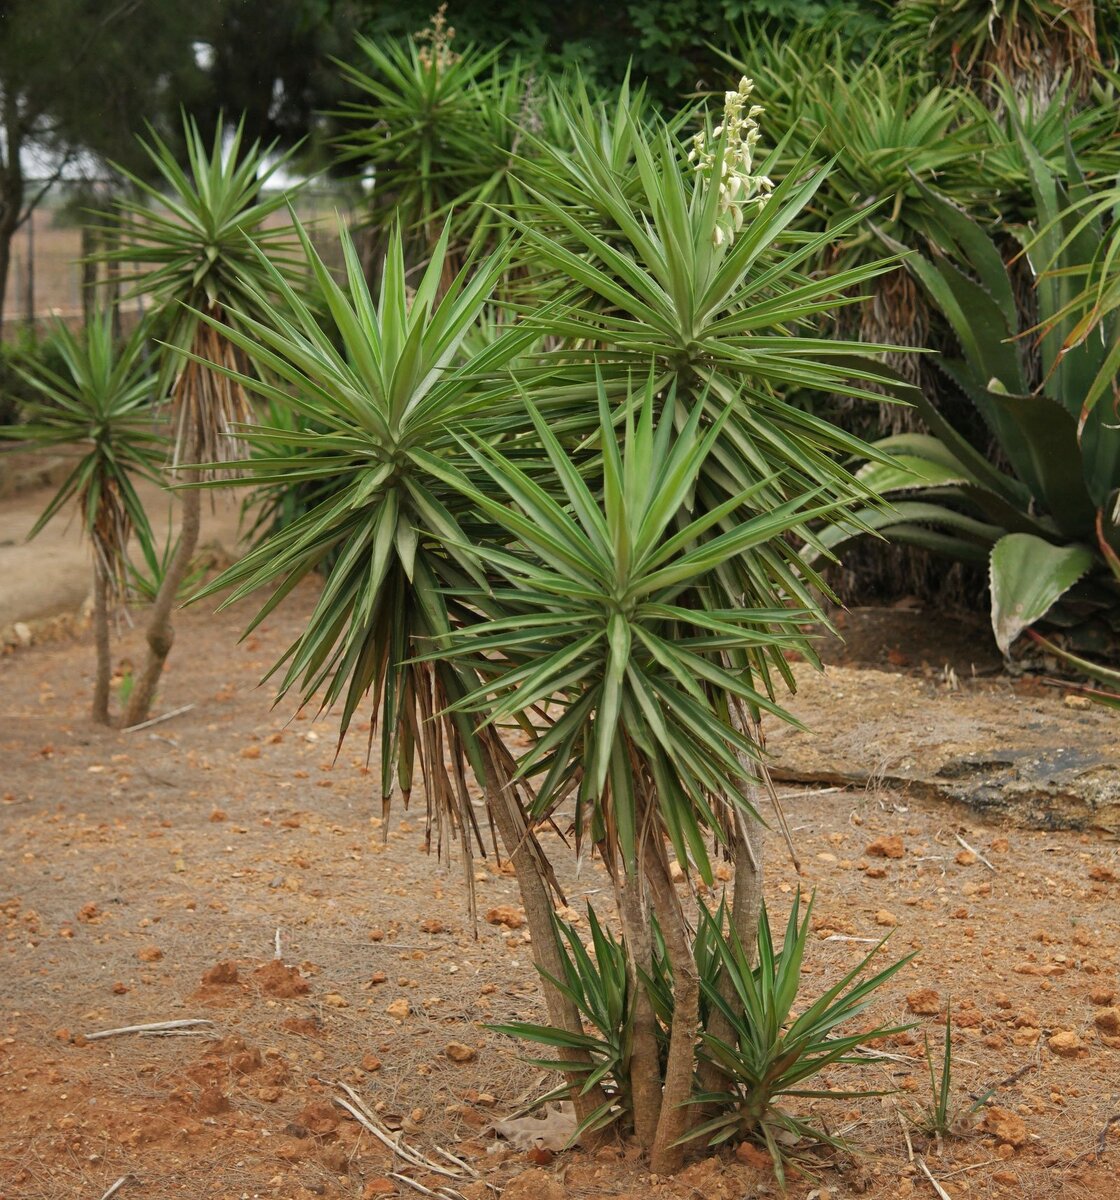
left=688, top=76, right=774, bottom=247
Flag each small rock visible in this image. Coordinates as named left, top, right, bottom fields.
left=875, top=910, right=898, bottom=927
left=1094, top=1008, right=1120, bottom=1035
left=444, top=1042, right=477, bottom=1063
left=906, top=989, right=941, bottom=1016
left=1089, top=865, right=1117, bottom=882
left=240, top=744, right=261, bottom=759
left=196, top=1087, right=230, bottom=1115
left=1090, top=987, right=1116, bottom=1006
left=981, top=1106, right=1027, bottom=1147
left=137, top=946, right=163, bottom=963
left=485, top=905, right=524, bottom=930
left=419, top=918, right=444, bottom=934
left=386, top=999, right=410, bottom=1021
left=254, top=960, right=310, bottom=997
left=323, top=993, right=349, bottom=1008
left=866, top=835, right=905, bottom=859
left=13, top=622, right=32, bottom=647
left=955, top=850, right=977, bottom=866
left=1064, top=694, right=1091, bottom=710
left=361, top=1052, right=382, bottom=1072
left=735, top=1142, right=772, bottom=1169
left=1048, top=1030, right=1085, bottom=1057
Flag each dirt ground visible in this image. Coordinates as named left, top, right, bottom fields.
left=3, top=555, right=1120, bottom=1199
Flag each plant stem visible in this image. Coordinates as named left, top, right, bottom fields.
left=645, top=836, right=700, bottom=1175
left=617, top=870, right=662, bottom=1150
left=481, top=740, right=608, bottom=1139
left=92, top=564, right=112, bottom=725
left=123, top=447, right=200, bottom=727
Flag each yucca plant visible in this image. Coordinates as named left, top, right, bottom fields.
left=333, top=16, right=550, bottom=271
left=812, top=130, right=1120, bottom=655
left=182, top=216, right=610, bottom=1127
left=1, top=314, right=164, bottom=722
left=102, top=113, right=306, bottom=726
left=722, top=36, right=982, bottom=407
left=437, top=379, right=875, bottom=1171
left=490, top=905, right=636, bottom=1134
left=502, top=77, right=902, bottom=989
left=691, top=895, right=912, bottom=1186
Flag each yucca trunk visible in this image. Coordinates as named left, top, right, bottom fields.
left=481, top=742, right=609, bottom=1138
left=617, top=873, right=663, bottom=1150
left=91, top=565, right=112, bottom=725
left=644, top=837, right=700, bottom=1175
left=123, top=462, right=200, bottom=727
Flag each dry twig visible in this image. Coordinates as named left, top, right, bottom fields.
left=84, top=1018, right=214, bottom=1041
left=917, top=1156, right=953, bottom=1199
left=98, top=1176, right=135, bottom=1200
left=121, top=702, right=195, bottom=733
left=954, top=832, right=996, bottom=872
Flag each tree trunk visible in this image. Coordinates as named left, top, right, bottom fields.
left=697, top=753, right=765, bottom=1101
left=122, top=455, right=200, bottom=727
left=645, top=838, right=700, bottom=1175
left=91, top=566, right=112, bottom=725
left=0, top=215, right=16, bottom=337
left=617, top=871, right=662, bottom=1150
left=480, top=743, right=609, bottom=1139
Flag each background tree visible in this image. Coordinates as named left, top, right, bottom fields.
left=103, top=115, right=305, bottom=725
left=0, top=0, right=206, bottom=330
left=0, top=313, right=164, bottom=721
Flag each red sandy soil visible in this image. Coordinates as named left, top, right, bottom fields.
left=3, top=578, right=1120, bottom=1200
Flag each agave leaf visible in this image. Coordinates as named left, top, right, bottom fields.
left=990, top=533, right=1095, bottom=655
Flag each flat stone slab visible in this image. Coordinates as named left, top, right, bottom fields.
left=766, top=665, right=1120, bottom=833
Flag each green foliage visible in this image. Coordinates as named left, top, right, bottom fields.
left=490, top=905, right=634, bottom=1134
left=914, top=1003, right=992, bottom=1139
left=891, top=0, right=1105, bottom=92
left=190, top=216, right=536, bottom=848
left=0, top=313, right=164, bottom=590
left=495, top=893, right=913, bottom=1184
left=811, top=133, right=1120, bottom=652
left=690, top=894, right=912, bottom=1185
left=441, top=379, right=825, bottom=879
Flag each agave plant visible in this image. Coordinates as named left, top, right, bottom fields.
left=103, top=113, right=306, bottom=725
left=1, top=314, right=164, bottom=722
left=812, top=131, right=1120, bottom=655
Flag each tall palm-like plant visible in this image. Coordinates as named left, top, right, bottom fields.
left=1, top=314, right=164, bottom=722
left=183, top=218, right=610, bottom=1126
left=439, top=384, right=844, bottom=1170
left=103, top=114, right=305, bottom=725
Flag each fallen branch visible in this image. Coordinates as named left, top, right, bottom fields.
left=98, top=1176, right=135, bottom=1200
left=84, top=1019, right=214, bottom=1041
left=896, top=1108, right=914, bottom=1163
left=954, top=832, right=996, bottom=873
left=122, top=703, right=195, bottom=734
left=390, top=1174, right=468, bottom=1200
left=917, top=1157, right=953, bottom=1200
left=331, top=1082, right=462, bottom=1180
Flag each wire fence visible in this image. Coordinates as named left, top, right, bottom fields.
left=0, top=182, right=358, bottom=342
